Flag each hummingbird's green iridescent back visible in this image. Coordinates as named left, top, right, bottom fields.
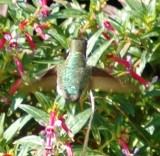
left=57, top=38, right=91, bottom=102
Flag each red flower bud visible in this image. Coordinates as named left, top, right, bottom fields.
left=25, top=33, right=36, bottom=50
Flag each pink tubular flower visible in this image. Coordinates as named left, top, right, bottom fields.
left=1, top=32, right=19, bottom=52
left=13, top=56, right=24, bottom=77
left=9, top=78, right=23, bottom=95
left=41, top=0, right=48, bottom=6
left=118, top=137, right=130, bottom=156
left=102, top=32, right=111, bottom=40
left=0, top=37, right=6, bottom=50
left=33, top=23, right=49, bottom=40
left=58, top=116, right=73, bottom=138
left=44, top=110, right=57, bottom=154
left=4, top=32, right=12, bottom=41
left=42, top=109, right=74, bottom=156
left=107, top=54, right=150, bottom=87
left=65, top=142, right=74, bottom=156
left=37, top=0, right=50, bottom=19
left=129, top=69, right=149, bottom=87
left=104, top=19, right=115, bottom=33
left=0, top=32, right=12, bottom=51
left=102, top=19, right=117, bottom=46
left=49, top=111, right=57, bottom=126
left=108, top=54, right=131, bottom=69
left=25, top=33, right=36, bottom=50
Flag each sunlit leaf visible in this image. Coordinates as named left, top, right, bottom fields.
left=3, top=115, right=31, bottom=144
left=18, top=104, right=49, bottom=123
left=67, top=108, right=91, bottom=135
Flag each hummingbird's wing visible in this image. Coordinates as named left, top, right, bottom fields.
left=18, top=66, right=57, bottom=95
left=90, top=67, right=137, bottom=93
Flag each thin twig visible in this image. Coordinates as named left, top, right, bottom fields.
left=82, top=90, right=95, bottom=156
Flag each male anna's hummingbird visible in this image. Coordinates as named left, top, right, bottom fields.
left=19, top=38, right=136, bottom=100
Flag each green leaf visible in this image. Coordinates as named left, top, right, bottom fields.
left=0, top=0, right=12, bottom=4
left=34, top=91, right=51, bottom=106
left=0, top=113, right=5, bottom=136
left=144, top=90, right=160, bottom=98
left=19, top=104, right=49, bottom=123
left=115, top=96, right=134, bottom=116
left=14, top=135, right=42, bottom=146
left=74, top=145, right=107, bottom=156
left=92, top=112, right=111, bottom=143
left=14, top=135, right=43, bottom=156
left=91, top=122, right=101, bottom=144
left=32, top=59, right=63, bottom=65
left=9, top=95, right=24, bottom=115
left=3, top=115, right=31, bottom=144
left=114, top=115, right=123, bottom=136
left=48, top=8, right=86, bottom=19
left=125, top=0, right=146, bottom=19
left=67, top=108, right=91, bottom=135
left=146, top=114, right=160, bottom=128
left=48, top=29, right=68, bottom=49
left=87, top=39, right=113, bottom=66
left=86, top=28, right=103, bottom=56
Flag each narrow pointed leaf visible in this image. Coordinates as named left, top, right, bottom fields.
left=3, top=115, right=31, bottom=143
left=87, top=39, right=113, bottom=66
left=67, top=108, right=91, bottom=135
left=19, top=104, right=49, bottom=123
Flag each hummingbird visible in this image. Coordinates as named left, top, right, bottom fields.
left=19, top=37, right=136, bottom=101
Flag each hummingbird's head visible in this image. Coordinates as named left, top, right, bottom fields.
left=66, top=93, right=81, bottom=102
left=70, top=38, right=87, bottom=54
left=57, top=83, right=82, bottom=102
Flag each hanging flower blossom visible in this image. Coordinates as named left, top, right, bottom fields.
left=37, top=0, right=50, bottom=19
left=4, top=32, right=12, bottom=41
left=0, top=37, right=6, bottom=50
left=13, top=56, right=24, bottom=77
left=118, top=136, right=139, bottom=156
left=9, top=78, right=23, bottom=95
left=104, top=19, right=115, bottom=33
left=0, top=32, right=20, bottom=52
left=65, top=142, right=74, bottom=156
left=57, top=116, right=74, bottom=138
left=25, top=33, right=36, bottom=50
left=41, top=108, right=74, bottom=156
left=107, top=54, right=151, bottom=87
left=0, top=32, right=12, bottom=51
left=118, top=137, right=131, bottom=156
left=102, top=19, right=117, bottom=46
left=33, top=23, right=50, bottom=40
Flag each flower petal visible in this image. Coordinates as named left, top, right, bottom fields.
left=0, top=37, right=6, bottom=50
left=129, top=69, right=149, bottom=87
left=58, top=116, right=73, bottom=138
left=9, top=78, right=23, bottom=95
left=13, top=56, right=24, bottom=77
left=65, top=142, right=74, bottom=156
left=49, top=111, right=57, bottom=126
left=19, top=20, right=28, bottom=30
left=25, top=33, right=36, bottom=50
left=118, top=137, right=130, bottom=156
left=107, top=54, right=131, bottom=69
left=104, top=20, right=115, bottom=32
